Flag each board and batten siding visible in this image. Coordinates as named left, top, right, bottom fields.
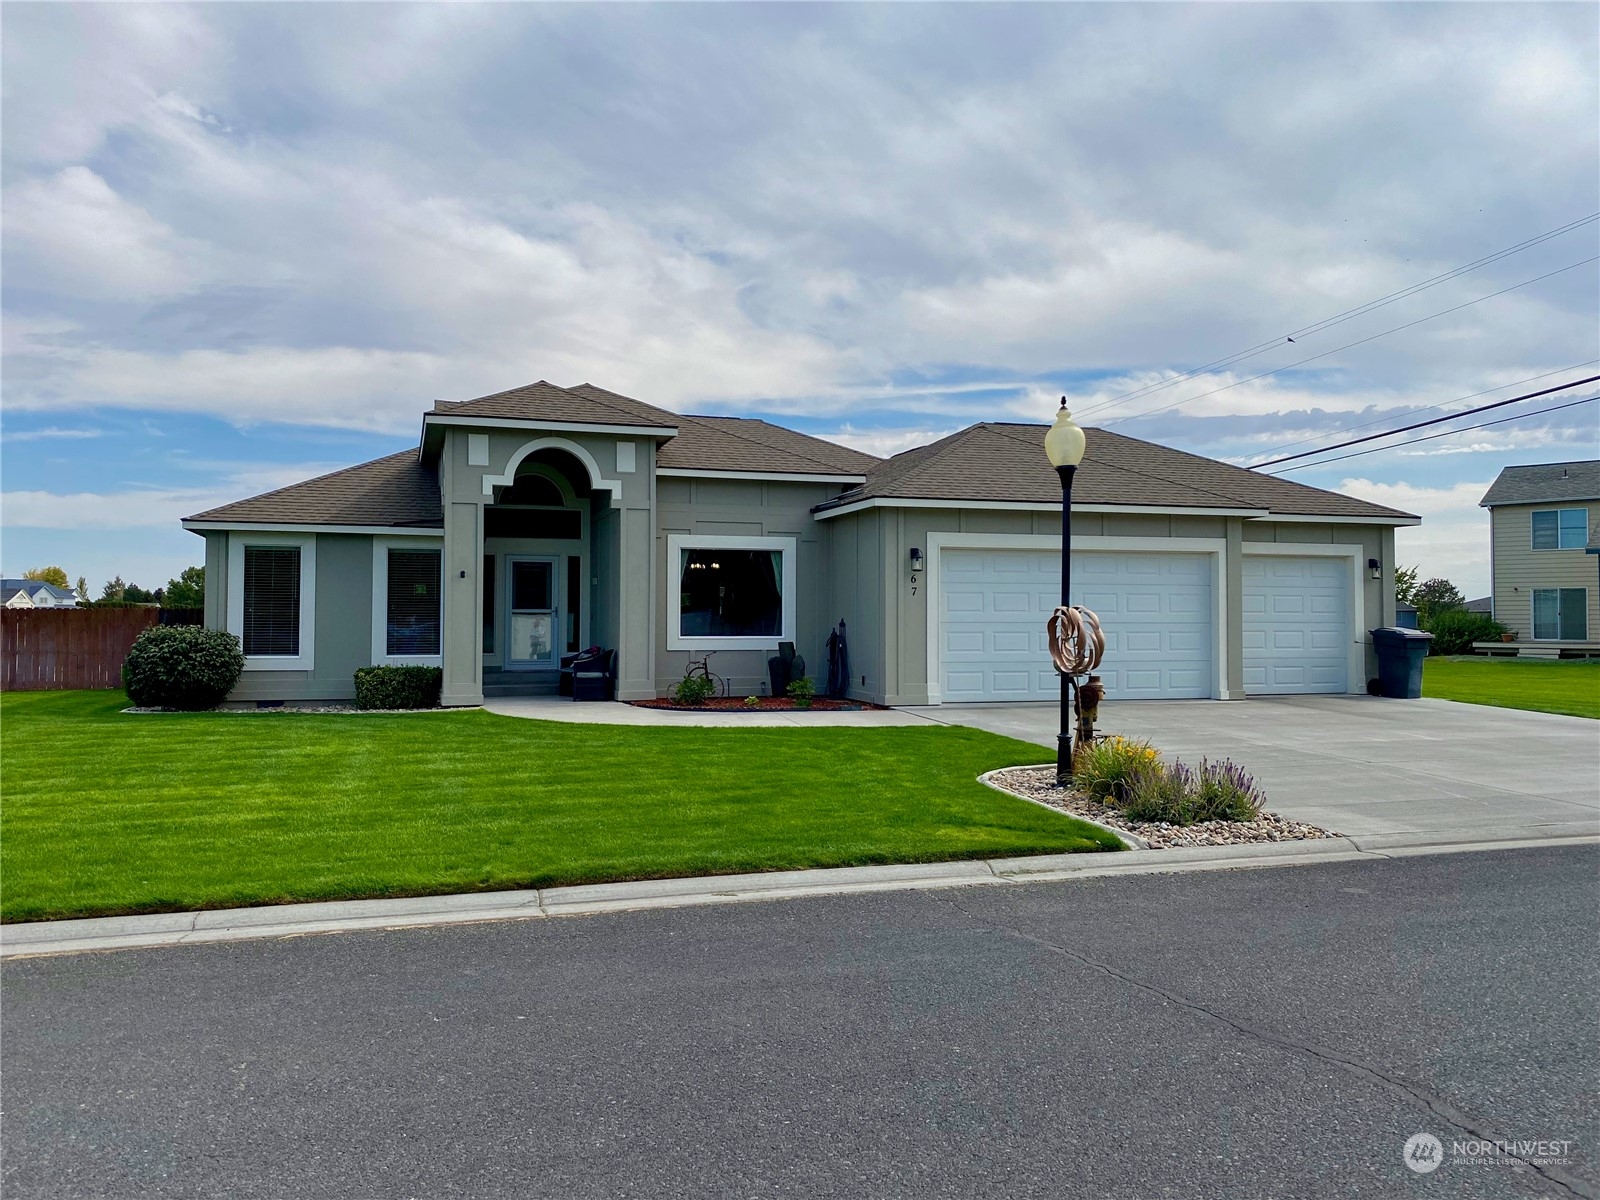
left=1489, top=501, right=1599, bottom=641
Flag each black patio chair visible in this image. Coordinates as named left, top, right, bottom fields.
left=569, top=648, right=617, bottom=702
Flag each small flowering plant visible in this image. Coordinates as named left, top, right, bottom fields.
left=1072, top=735, right=1160, bottom=804
left=1073, top=737, right=1267, bottom=825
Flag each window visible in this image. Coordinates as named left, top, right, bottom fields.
left=1531, top=508, right=1589, bottom=550
left=386, top=548, right=441, bottom=656
left=243, top=546, right=301, bottom=656
left=228, top=534, right=316, bottom=670
left=666, top=534, right=796, bottom=651
left=371, top=538, right=444, bottom=664
left=1532, top=588, right=1587, bottom=641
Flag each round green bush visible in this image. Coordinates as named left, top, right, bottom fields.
left=122, top=625, right=245, bottom=710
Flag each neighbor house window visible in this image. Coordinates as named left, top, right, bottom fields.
left=386, top=548, right=442, bottom=656
left=1531, top=509, right=1588, bottom=550
left=666, top=534, right=796, bottom=651
left=243, top=546, right=302, bottom=657
left=1532, top=588, right=1587, bottom=641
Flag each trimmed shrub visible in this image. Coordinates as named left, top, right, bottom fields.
left=786, top=676, right=816, bottom=709
left=1422, top=608, right=1506, bottom=655
left=1192, top=759, right=1266, bottom=822
left=674, top=673, right=716, bottom=706
left=1073, top=735, right=1161, bottom=804
left=1121, top=760, right=1198, bottom=825
left=353, top=665, right=442, bottom=710
left=122, top=626, right=244, bottom=711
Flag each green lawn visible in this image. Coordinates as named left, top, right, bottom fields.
left=1423, top=656, right=1600, bottom=719
left=0, top=690, right=1119, bottom=923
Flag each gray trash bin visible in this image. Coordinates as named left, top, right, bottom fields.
left=1370, top=627, right=1433, bottom=698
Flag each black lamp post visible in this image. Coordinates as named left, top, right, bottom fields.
left=1044, top=398, right=1087, bottom=783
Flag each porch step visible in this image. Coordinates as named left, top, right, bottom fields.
left=482, top=676, right=560, bottom=698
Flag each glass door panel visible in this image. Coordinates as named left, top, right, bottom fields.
left=508, top=558, right=557, bottom=667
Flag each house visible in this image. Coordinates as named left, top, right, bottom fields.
left=1, top=579, right=80, bottom=608
left=1479, top=459, right=1600, bottom=656
left=181, top=380, right=1419, bottom=707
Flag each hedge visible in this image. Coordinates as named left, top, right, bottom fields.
left=122, top=626, right=245, bottom=710
left=353, top=665, right=443, bottom=710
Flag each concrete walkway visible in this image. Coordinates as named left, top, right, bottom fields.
left=483, top=695, right=933, bottom=727
left=906, top=694, right=1600, bottom=844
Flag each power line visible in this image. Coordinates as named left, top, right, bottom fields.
left=1092, top=256, right=1600, bottom=429
left=1249, top=374, right=1600, bottom=468
left=1074, top=212, right=1600, bottom=417
left=1241, top=359, right=1600, bottom=462
left=1268, top=394, right=1600, bottom=473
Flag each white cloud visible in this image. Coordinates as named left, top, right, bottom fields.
left=1, top=426, right=103, bottom=443
left=1, top=463, right=341, bottom=530
left=1336, top=477, right=1495, bottom=596
left=822, top=425, right=958, bottom=459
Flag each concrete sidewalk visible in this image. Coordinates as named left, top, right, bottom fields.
left=5, top=827, right=1592, bottom=960
left=483, top=695, right=936, bottom=727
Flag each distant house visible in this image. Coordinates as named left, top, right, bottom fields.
left=1, top=579, right=81, bottom=609
left=1464, top=596, right=1492, bottom=614
left=1479, top=460, right=1599, bottom=656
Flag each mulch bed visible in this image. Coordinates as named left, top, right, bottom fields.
left=629, top=696, right=883, bottom=712
left=986, top=765, right=1338, bottom=849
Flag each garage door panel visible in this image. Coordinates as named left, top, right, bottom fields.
left=1243, top=555, right=1349, bottom=696
left=940, top=548, right=1213, bottom=701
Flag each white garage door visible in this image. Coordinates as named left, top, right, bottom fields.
left=939, top=549, right=1214, bottom=702
left=1242, top=556, right=1350, bottom=695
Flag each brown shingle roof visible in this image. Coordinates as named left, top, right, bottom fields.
left=432, top=380, right=678, bottom=430
left=815, top=422, right=1417, bottom=521
left=184, top=451, right=443, bottom=528
left=659, top=415, right=879, bottom=476
left=1479, top=460, right=1600, bottom=507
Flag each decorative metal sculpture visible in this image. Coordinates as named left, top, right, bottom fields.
left=1047, top=604, right=1107, bottom=749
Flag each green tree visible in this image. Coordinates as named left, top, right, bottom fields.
left=23, top=566, right=70, bottom=589
left=1394, top=564, right=1419, bottom=606
left=1414, top=577, right=1466, bottom=627
left=100, top=576, right=127, bottom=603
left=163, top=566, right=205, bottom=608
left=76, top=576, right=88, bottom=604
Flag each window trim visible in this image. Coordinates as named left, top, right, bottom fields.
left=667, top=533, right=797, bottom=651
left=371, top=536, right=445, bottom=666
left=228, top=533, right=316, bottom=671
left=1531, top=587, right=1587, bottom=641
left=1531, top=508, right=1589, bottom=551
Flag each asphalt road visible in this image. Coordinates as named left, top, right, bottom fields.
left=4, top=846, right=1597, bottom=1200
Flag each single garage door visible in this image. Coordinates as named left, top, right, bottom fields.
left=1242, top=556, right=1350, bottom=695
left=940, top=549, right=1214, bottom=702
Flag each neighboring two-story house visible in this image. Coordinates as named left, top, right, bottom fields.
left=1, top=579, right=81, bottom=608
left=181, top=379, right=1419, bottom=707
left=1479, top=460, right=1599, bottom=656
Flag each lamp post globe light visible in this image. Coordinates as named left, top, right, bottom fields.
left=1044, top=399, right=1086, bottom=783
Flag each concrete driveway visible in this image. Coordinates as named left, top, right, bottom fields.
left=903, top=695, right=1600, bottom=845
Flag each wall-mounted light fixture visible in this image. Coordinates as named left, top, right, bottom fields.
left=909, top=547, right=925, bottom=571
left=1368, top=557, right=1381, bottom=580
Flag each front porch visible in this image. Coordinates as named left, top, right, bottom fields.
left=1472, top=639, right=1600, bottom=659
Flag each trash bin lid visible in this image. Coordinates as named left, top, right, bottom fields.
left=1370, top=626, right=1434, bottom=640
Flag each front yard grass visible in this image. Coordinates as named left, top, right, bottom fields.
left=0, top=690, right=1120, bottom=923
left=1423, top=655, right=1600, bottom=719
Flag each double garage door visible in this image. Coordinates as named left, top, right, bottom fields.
left=939, top=548, right=1349, bottom=702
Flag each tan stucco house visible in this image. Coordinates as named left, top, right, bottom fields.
left=1480, top=460, right=1600, bottom=656
left=181, top=380, right=1419, bottom=706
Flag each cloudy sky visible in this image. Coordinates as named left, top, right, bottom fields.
left=3, top=3, right=1597, bottom=598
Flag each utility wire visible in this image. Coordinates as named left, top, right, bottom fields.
left=1249, top=374, right=1600, bottom=468
left=1243, top=359, right=1600, bottom=462
left=1268, top=394, right=1600, bottom=474
left=1091, top=256, right=1600, bottom=428
left=1075, top=212, right=1600, bottom=416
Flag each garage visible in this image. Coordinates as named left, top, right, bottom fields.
left=939, top=548, right=1215, bottom=702
left=1242, top=555, right=1350, bottom=695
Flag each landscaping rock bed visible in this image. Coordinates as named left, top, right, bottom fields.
left=630, top=697, right=881, bottom=713
left=987, top=765, right=1337, bottom=849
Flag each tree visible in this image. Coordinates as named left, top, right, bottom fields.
left=1414, top=577, right=1466, bottom=627
left=100, top=576, right=127, bottom=603
left=163, top=566, right=205, bottom=608
left=122, top=583, right=159, bottom=605
left=76, top=576, right=88, bottom=604
left=23, top=566, right=70, bottom=589
left=1394, top=565, right=1419, bottom=607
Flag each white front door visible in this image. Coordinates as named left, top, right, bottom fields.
left=1242, top=556, right=1350, bottom=694
left=938, top=549, right=1215, bottom=702
left=507, top=557, right=559, bottom=669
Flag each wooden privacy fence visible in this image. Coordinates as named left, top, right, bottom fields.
left=1, top=607, right=180, bottom=691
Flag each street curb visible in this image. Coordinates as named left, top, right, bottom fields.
left=3, top=833, right=1594, bottom=960
left=976, top=766, right=1150, bottom=849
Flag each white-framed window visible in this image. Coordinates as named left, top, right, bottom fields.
left=666, top=533, right=796, bottom=651
left=1531, top=508, right=1589, bottom=551
left=228, top=533, right=316, bottom=671
left=372, top=538, right=444, bottom=665
left=1532, top=588, right=1587, bottom=641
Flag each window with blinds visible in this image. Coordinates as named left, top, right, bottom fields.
left=243, top=546, right=302, bottom=657
left=387, top=548, right=442, bottom=656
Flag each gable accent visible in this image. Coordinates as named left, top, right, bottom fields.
left=482, top=436, right=624, bottom=507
